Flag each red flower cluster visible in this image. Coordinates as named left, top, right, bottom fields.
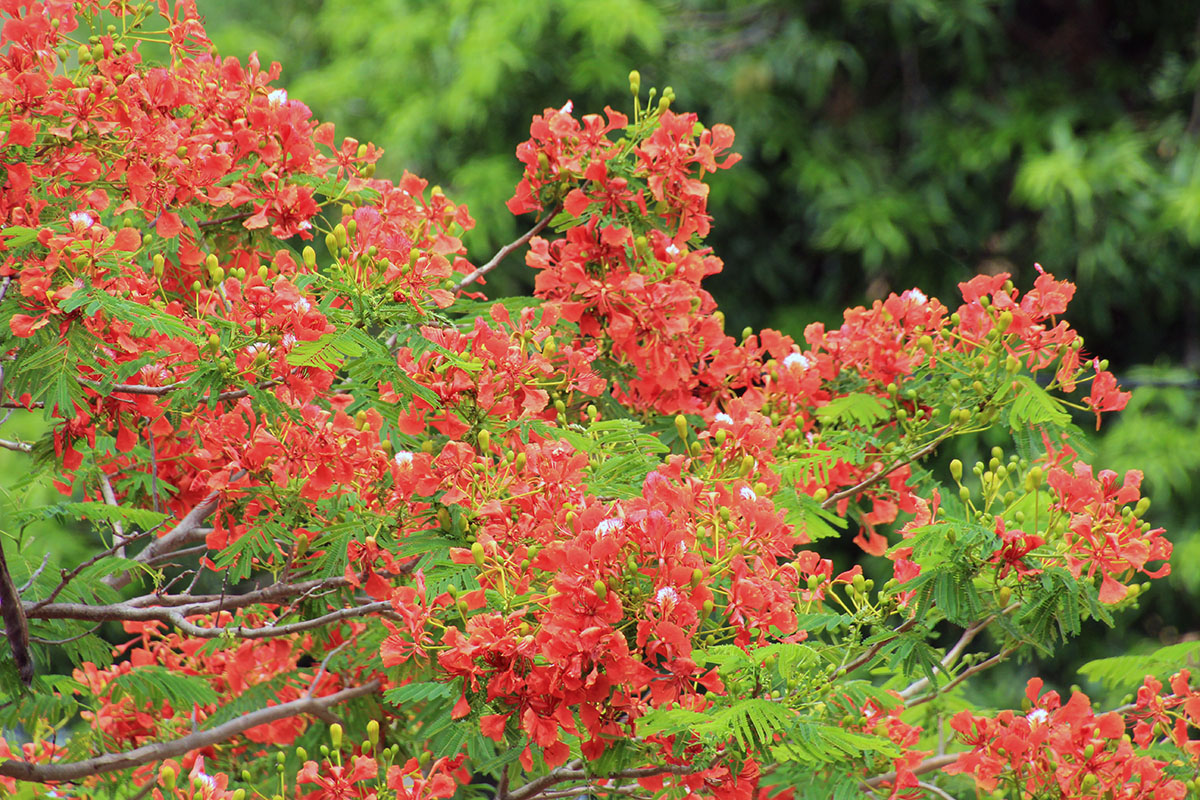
left=947, top=678, right=1191, bottom=798
left=0, top=3, right=1182, bottom=800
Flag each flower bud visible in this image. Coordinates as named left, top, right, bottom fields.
left=477, top=429, right=491, bottom=453
left=160, top=765, right=177, bottom=791
left=593, top=579, right=608, bottom=601
left=674, top=414, right=688, bottom=441
left=950, top=459, right=963, bottom=482
left=330, top=722, right=343, bottom=750
left=629, top=70, right=641, bottom=95
left=471, top=542, right=486, bottom=568
left=1024, top=466, right=1044, bottom=491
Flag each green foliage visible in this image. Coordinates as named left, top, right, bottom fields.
left=556, top=417, right=669, bottom=498
left=1008, top=376, right=1071, bottom=429
left=108, top=665, right=220, bottom=710
left=1079, top=641, right=1200, bottom=691
left=816, top=393, right=890, bottom=426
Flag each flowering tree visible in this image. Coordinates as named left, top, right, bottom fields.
left=0, top=3, right=1197, bottom=800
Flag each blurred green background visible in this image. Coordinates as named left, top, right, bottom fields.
left=8, top=0, right=1194, bottom=710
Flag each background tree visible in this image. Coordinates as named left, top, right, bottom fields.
left=200, top=0, right=1200, bottom=702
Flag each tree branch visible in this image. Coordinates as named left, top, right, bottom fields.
left=32, top=526, right=161, bottom=611
left=861, top=752, right=960, bottom=790
left=0, top=680, right=381, bottom=783
left=508, top=759, right=584, bottom=800
left=97, top=472, right=128, bottom=558
left=832, top=618, right=918, bottom=680
left=904, top=647, right=1017, bottom=709
left=77, top=377, right=278, bottom=402
left=102, top=470, right=246, bottom=590
left=899, top=614, right=995, bottom=699
left=508, top=758, right=713, bottom=800
left=454, top=214, right=552, bottom=291
left=27, top=600, right=392, bottom=641
left=30, top=576, right=355, bottom=623
left=821, top=435, right=946, bottom=511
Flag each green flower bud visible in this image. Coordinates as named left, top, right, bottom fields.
left=950, top=459, right=963, bottom=482
left=629, top=70, right=641, bottom=95
left=161, top=765, right=177, bottom=791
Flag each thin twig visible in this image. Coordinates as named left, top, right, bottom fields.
left=0, top=438, right=31, bottom=453
left=97, top=472, right=128, bottom=558
left=496, top=765, right=510, bottom=800
left=197, top=210, right=254, bottom=229
left=30, top=623, right=103, bottom=645
left=0, top=680, right=381, bottom=782
left=103, top=469, right=247, bottom=591
left=905, top=647, right=1018, bottom=709
left=16, top=553, right=50, bottom=595
left=28, top=586, right=389, bottom=642
left=508, top=759, right=585, bottom=800
left=32, top=526, right=161, bottom=611
left=307, top=640, right=351, bottom=698
left=454, top=215, right=552, bottom=291
left=32, top=576, right=354, bottom=622
left=77, top=376, right=279, bottom=401
left=832, top=618, right=918, bottom=680
left=141, top=544, right=208, bottom=567
left=509, top=759, right=713, bottom=800
left=821, top=435, right=946, bottom=511
left=899, top=615, right=994, bottom=699
left=914, top=780, right=957, bottom=800
left=146, top=423, right=160, bottom=513
left=861, top=752, right=960, bottom=789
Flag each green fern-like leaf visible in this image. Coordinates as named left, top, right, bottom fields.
left=1078, top=641, right=1200, bottom=690
left=108, top=665, right=219, bottom=710
left=815, top=393, right=889, bottom=426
